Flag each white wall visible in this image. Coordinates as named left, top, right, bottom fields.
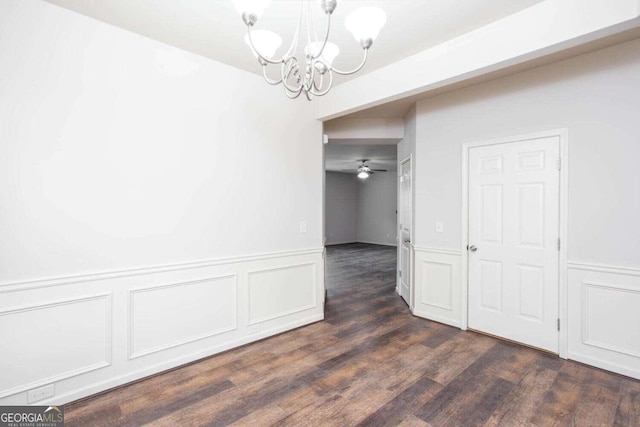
left=325, top=171, right=397, bottom=246
left=325, top=172, right=358, bottom=245
left=414, top=38, right=640, bottom=264
left=412, top=38, right=640, bottom=378
left=357, top=172, right=397, bottom=246
left=0, top=0, right=324, bottom=405
left=316, top=0, right=640, bottom=119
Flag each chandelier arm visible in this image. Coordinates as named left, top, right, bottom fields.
left=284, top=0, right=305, bottom=58
left=311, top=13, right=332, bottom=60
left=284, top=85, right=305, bottom=99
left=313, top=69, right=323, bottom=91
left=262, top=64, right=283, bottom=85
left=331, top=48, right=369, bottom=75
left=304, top=90, right=313, bottom=101
left=310, top=69, right=333, bottom=97
left=246, top=25, right=285, bottom=65
left=306, top=0, right=313, bottom=48
left=280, top=57, right=304, bottom=94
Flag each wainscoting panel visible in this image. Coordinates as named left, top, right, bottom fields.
left=129, top=275, right=238, bottom=359
left=0, top=248, right=324, bottom=405
left=568, top=262, right=640, bottom=379
left=412, top=247, right=462, bottom=328
left=0, top=294, right=112, bottom=399
left=248, top=263, right=316, bottom=325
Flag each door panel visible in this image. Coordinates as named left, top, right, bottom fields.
left=468, top=136, right=560, bottom=353
left=399, top=158, right=411, bottom=306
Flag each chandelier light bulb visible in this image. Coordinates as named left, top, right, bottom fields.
left=345, top=6, right=387, bottom=47
left=358, top=171, right=370, bottom=180
left=244, top=30, right=282, bottom=59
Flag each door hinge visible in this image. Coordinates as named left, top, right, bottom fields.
left=557, top=238, right=561, bottom=251
left=399, top=270, right=402, bottom=278
left=557, top=157, right=562, bottom=171
left=557, top=318, right=560, bottom=331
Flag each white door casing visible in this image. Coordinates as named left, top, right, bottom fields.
left=467, top=136, right=561, bottom=353
left=399, top=157, right=412, bottom=306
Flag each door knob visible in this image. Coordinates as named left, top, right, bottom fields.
left=469, top=245, right=478, bottom=252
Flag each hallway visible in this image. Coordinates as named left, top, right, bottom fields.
left=65, top=244, right=640, bottom=426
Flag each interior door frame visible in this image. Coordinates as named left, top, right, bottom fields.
left=460, top=129, right=569, bottom=359
left=398, top=154, right=413, bottom=310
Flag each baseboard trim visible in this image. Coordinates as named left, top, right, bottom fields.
left=0, top=247, right=325, bottom=293
left=57, top=313, right=324, bottom=405
left=356, top=240, right=397, bottom=247
left=568, top=351, right=640, bottom=380
left=412, top=309, right=462, bottom=329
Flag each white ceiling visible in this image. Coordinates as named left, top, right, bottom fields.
left=45, top=0, right=544, bottom=83
left=325, top=144, right=397, bottom=172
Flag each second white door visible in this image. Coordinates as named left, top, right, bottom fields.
left=468, top=136, right=560, bottom=353
left=399, top=157, right=412, bottom=306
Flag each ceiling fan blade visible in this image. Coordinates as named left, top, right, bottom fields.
left=371, top=169, right=387, bottom=172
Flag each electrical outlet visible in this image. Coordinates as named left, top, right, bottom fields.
left=435, top=221, right=444, bottom=233
left=27, top=384, right=55, bottom=403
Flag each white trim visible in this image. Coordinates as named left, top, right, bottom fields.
left=461, top=128, right=569, bottom=357
left=582, top=281, right=640, bottom=359
left=0, top=248, right=324, bottom=293
left=412, top=309, right=462, bottom=329
left=568, top=351, right=640, bottom=381
left=325, top=241, right=358, bottom=246
left=247, top=262, right=318, bottom=325
left=356, top=240, right=397, bottom=247
left=0, top=293, right=113, bottom=399
left=127, top=275, right=239, bottom=360
left=413, top=246, right=463, bottom=256
left=568, top=262, right=640, bottom=277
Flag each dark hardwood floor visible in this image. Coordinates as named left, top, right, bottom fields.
left=66, top=243, right=640, bottom=426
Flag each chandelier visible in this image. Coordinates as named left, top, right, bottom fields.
left=231, top=0, right=386, bottom=100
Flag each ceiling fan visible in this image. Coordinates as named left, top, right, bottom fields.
left=342, top=159, right=387, bottom=180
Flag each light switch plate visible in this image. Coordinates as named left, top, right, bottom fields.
left=299, top=221, right=307, bottom=233
left=435, top=221, right=444, bottom=233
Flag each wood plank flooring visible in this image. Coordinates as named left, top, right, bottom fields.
left=65, top=243, right=640, bottom=426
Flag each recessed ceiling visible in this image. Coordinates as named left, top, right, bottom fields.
left=45, top=0, right=544, bottom=83
left=325, top=144, right=397, bottom=173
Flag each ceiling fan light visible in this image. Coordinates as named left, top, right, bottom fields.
left=245, top=30, right=282, bottom=59
left=345, top=7, right=387, bottom=46
left=305, top=42, right=340, bottom=67
left=357, top=171, right=370, bottom=180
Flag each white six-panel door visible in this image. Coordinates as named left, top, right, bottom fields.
left=468, top=136, right=560, bottom=353
left=399, top=157, right=412, bottom=306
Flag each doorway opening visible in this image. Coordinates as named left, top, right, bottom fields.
left=324, top=143, right=406, bottom=311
